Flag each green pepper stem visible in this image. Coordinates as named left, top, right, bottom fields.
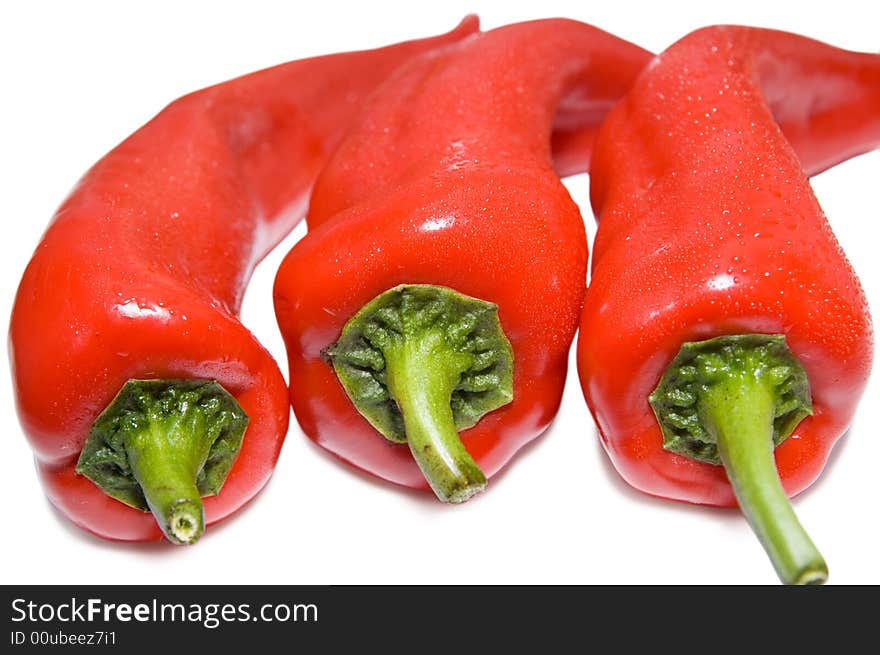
left=124, top=424, right=207, bottom=545
left=328, top=285, right=512, bottom=502
left=702, top=377, right=827, bottom=585
left=76, top=379, right=248, bottom=546
left=385, top=333, right=487, bottom=503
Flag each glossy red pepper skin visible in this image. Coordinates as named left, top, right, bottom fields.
left=579, top=26, right=878, bottom=506
left=8, top=19, right=479, bottom=541
left=274, top=20, right=651, bottom=491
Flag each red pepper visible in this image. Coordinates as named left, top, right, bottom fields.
left=578, top=26, right=879, bottom=583
left=274, top=19, right=651, bottom=502
left=8, top=18, right=479, bottom=543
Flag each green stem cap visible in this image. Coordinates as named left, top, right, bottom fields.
left=76, top=380, right=248, bottom=545
left=326, top=285, right=514, bottom=503
left=650, top=334, right=826, bottom=585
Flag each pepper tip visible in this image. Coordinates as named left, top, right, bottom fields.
left=439, top=477, right=487, bottom=504
left=793, top=566, right=828, bottom=586
left=165, top=499, right=205, bottom=545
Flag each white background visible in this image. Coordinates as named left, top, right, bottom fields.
left=1, top=0, right=878, bottom=585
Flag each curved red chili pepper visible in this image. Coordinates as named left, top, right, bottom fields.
left=274, top=19, right=651, bottom=500
left=9, top=18, right=479, bottom=542
left=578, top=26, right=878, bottom=582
